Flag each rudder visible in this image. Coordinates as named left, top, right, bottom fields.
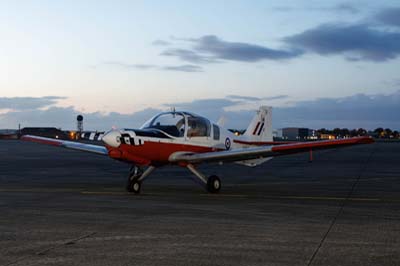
left=243, top=106, right=273, bottom=142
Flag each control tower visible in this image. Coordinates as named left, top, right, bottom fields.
left=77, top=115, right=83, bottom=135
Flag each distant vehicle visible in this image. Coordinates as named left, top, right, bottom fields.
left=22, top=106, right=374, bottom=194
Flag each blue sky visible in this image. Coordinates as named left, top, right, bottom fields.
left=1, top=1, right=400, bottom=130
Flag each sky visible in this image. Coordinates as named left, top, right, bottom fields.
left=1, top=0, right=400, bottom=130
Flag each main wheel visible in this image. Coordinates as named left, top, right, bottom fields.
left=207, top=175, right=221, bottom=193
left=126, top=178, right=142, bottom=194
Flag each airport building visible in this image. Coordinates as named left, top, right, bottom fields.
left=20, top=127, right=69, bottom=140
left=0, top=129, right=19, bottom=140
left=275, top=127, right=317, bottom=140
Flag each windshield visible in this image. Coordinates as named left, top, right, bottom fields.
left=141, top=113, right=185, bottom=137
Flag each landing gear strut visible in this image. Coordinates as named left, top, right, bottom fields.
left=126, top=165, right=155, bottom=194
left=126, top=164, right=220, bottom=194
left=187, top=164, right=221, bottom=193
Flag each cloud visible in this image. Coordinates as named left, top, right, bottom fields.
left=263, top=95, right=289, bottom=101
left=152, top=39, right=171, bottom=46
left=274, top=91, right=400, bottom=129
left=0, top=106, right=163, bottom=130
left=333, top=3, right=359, bottom=14
left=104, top=62, right=156, bottom=70
left=192, top=35, right=302, bottom=62
left=104, top=61, right=202, bottom=72
left=394, top=79, right=400, bottom=86
left=2, top=92, right=400, bottom=130
left=109, top=7, right=398, bottom=72
left=284, top=24, right=400, bottom=62
left=160, top=35, right=302, bottom=64
left=227, top=95, right=262, bottom=101
left=161, top=64, right=203, bottom=72
left=164, top=98, right=255, bottom=128
left=271, top=6, right=296, bottom=12
left=168, top=98, right=236, bottom=111
left=226, top=95, right=289, bottom=101
left=1, top=106, right=79, bottom=129
left=160, top=48, right=218, bottom=63
left=0, top=96, right=65, bottom=111
left=272, top=3, right=359, bottom=14
left=375, top=7, right=400, bottom=27
left=167, top=91, right=400, bottom=130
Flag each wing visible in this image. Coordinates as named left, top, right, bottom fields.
left=21, top=135, right=108, bottom=155
left=169, top=136, right=374, bottom=164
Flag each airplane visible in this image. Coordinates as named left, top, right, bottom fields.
left=21, top=106, right=374, bottom=194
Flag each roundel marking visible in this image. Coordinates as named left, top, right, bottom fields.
left=225, top=137, right=231, bottom=150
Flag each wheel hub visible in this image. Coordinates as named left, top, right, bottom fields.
left=214, top=180, right=220, bottom=189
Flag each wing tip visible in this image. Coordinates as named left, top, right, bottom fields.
left=355, top=136, right=375, bottom=144
left=21, top=135, right=63, bottom=146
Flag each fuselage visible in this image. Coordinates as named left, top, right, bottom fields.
left=102, top=111, right=254, bottom=166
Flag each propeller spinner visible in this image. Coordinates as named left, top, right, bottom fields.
left=102, top=130, right=122, bottom=148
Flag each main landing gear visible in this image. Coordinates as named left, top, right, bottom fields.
left=187, top=164, right=221, bottom=193
left=207, top=175, right=221, bottom=193
left=126, top=164, right=221, bottom=194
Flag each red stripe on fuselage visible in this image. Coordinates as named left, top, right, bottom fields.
left=233, top=139, right=292, bottom=146
left=107, top=140, right=216, bottom=166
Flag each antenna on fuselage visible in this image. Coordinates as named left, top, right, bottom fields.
left=171, top=106, right=176, bottom=117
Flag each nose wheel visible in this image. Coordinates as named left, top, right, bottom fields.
left=127, top=178, right=142, bottom=194
left=126, top=165, right=156, bottom=194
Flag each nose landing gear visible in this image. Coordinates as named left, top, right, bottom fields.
left=126, top=165, right=155, bottom=194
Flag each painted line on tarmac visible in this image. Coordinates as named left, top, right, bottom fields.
left=276, top=196, right=381, bottom=202
left=83, top=191, right=387, bottom=202
left=0, top=188, right=394, bottom=203
left=81, top=191, right=129, bottom=196
left=0, top=188, right=125, bottom=195
left=200, top=194, right=384, bottom=202
left=0, top=188, right=84, bottom=193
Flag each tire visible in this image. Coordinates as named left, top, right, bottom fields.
left=207, top=175, right=221, bottom=193
left=126, top=178, right=141, bottom=194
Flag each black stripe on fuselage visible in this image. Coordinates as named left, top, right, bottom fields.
left=124, top=129, right=172, bottom=139
left=120, top=133, right=145, bottom=146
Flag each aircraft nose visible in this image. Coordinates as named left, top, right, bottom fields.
left=102, top=130, right=121, bottom=148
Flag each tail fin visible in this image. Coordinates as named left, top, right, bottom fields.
left=243, top=106, right=272, bottom=142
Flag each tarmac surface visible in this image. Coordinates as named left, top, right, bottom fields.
left=0, top=139, right=399, bottom=266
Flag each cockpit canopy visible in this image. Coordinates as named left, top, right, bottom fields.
left=141, top=112, right=211, bottom=138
